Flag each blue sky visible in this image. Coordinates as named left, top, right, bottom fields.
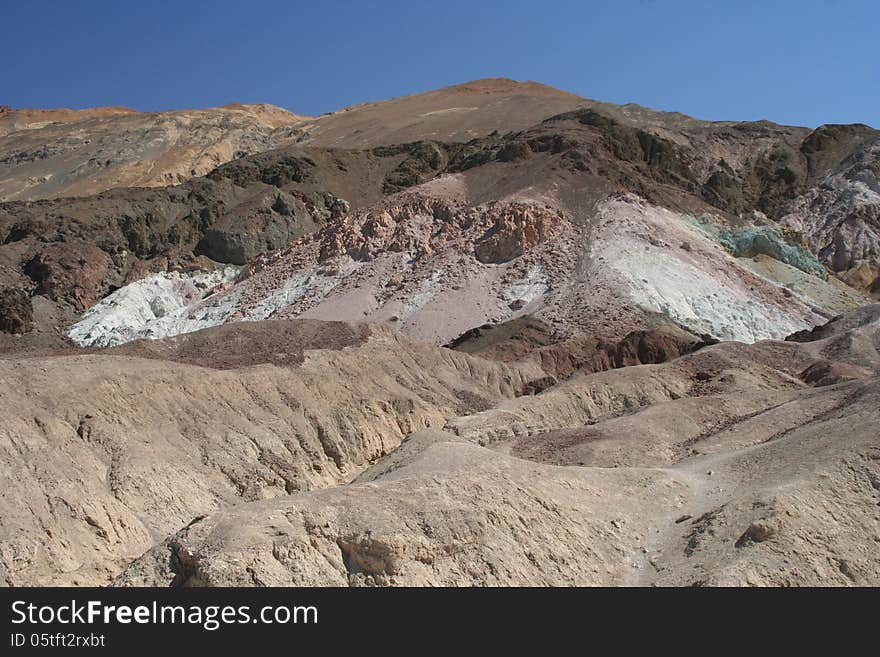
left=2, top=0, right=877, bottom=127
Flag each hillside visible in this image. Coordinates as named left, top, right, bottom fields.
left=0, top=103, right=309, bottom=201
left=0, top=79, right=878, bottom=588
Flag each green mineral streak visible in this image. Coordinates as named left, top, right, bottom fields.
left=685, top=216, right=827, bottom=279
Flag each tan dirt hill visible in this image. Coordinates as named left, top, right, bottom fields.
left=1, top=307, right=878, bottom=586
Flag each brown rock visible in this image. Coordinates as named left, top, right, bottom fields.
left=0, top=287, right=33, bottom=333
left=24, top=242, right=112, bottom=310
left=474, top=204, right=562, bottom=264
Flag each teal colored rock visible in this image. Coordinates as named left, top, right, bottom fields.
left=685, top=216, right=827, bottom=278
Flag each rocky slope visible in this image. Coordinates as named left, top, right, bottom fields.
left=115, top=307, right=880, bottom=587
left=1, top=305, right=877, bottom=586
left=0, top=321, right=541, bottom=585
left=60, top=178, right=868, bottom=351
left=0, top=143, right=436, bottom=351
left=3, top=80, right=878, bottom=354
left=0, top=78, right=584, bottom=203
left=1, top=80, right=878, bottom=588
left=0, top=103, right=309, bottom=202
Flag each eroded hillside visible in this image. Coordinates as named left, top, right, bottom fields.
left=0, top=80, right=878, bottom=587
left=2, top=306, right=878, bottom=586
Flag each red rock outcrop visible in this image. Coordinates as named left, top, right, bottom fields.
left=474, top=203, right=563, bottom=264
left=24, top=242, right=112, bottom=310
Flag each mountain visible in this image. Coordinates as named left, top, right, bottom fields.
left=0, top=103, right=309, bottom=201
left=296, top=78, right=586, bottom=148
left=0, top=79, right=583, bottom=203
left=0, top=79, right=878, bottom=587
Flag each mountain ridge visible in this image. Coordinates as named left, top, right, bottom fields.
left=1, top=78, right=879, bottom=588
